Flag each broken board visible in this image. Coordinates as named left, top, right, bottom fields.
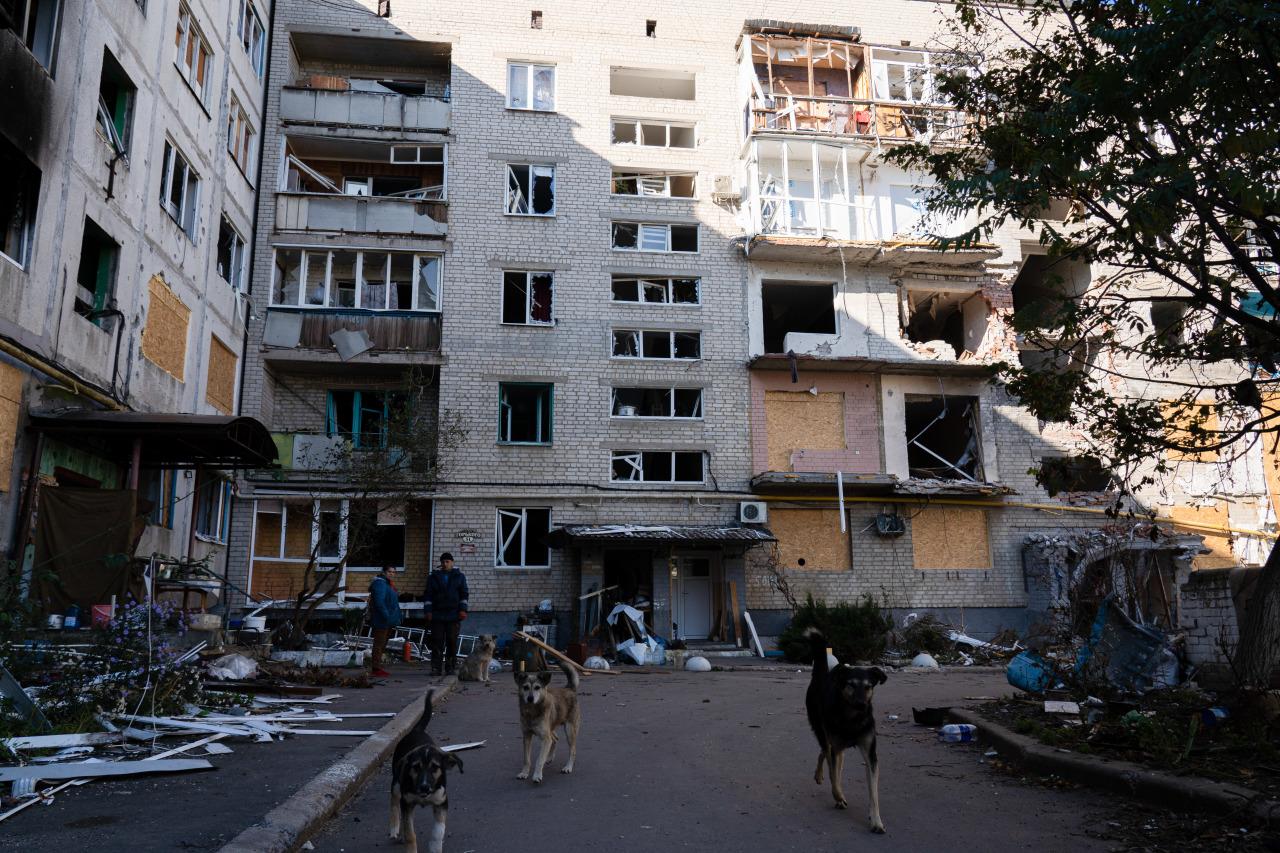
left=0, top=758, right=213, bottom=782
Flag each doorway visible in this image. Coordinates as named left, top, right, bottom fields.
left=676, top=556, right=713, bottom=639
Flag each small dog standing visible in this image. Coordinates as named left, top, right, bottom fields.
left=514, top=658, right=580, bottom=783
left=390, top=690, right=463, bottom=853
left=804, top=626, right=887, bottom=833
left=456, top=634, right=497, bottom=683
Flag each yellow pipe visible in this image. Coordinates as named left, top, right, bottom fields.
left=0, top=338, right=125, bottom=411
left=761, top=493, right=1278, bottom=541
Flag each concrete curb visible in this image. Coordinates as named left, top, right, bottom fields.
left=217, top=678, right=458, bottom=853
left=949, top=707, right=1278, bottom=821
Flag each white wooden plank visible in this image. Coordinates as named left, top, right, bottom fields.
left=4, top=732, right=122, bottom=751
left=0, top=758, right=213, bottom=782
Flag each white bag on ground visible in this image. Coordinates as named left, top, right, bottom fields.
left=207, top=653, right=258, bottom=680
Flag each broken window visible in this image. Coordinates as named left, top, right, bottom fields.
left=496, top=507, right=550, bottom=567
left=610, top=451, right=705, bottom=483
left=271, top=248, right=440, bottom=311
left=903, top=394, right=984, bottom=481
left=508, top=61, right=555, bottom=111
left=283, top=137, right=445, bottom=200
left=74, top=218, right=119, bottom=328
left=645, top=20, right=656, bottom=37
left=217, top=217, right=247, bottom=291
left=97, top=50, right=134, bottom=156
left=752, top=140, right=867, bottom=240
left=761, top=282, right=836, bottom=353
left=1, top=134, right=41, bottom=270
left=140, top=468, right=176, bottom=529
left=237, top=0, right=266, bottom=77
left=1037, top=456, right=1115, bottom=495
left=902, top=287, right=974, bottom=357
left=506, top=164, right=555, bottom=215
left=327, top=390, right=405, bottom=449
left=1011, top=254, right=1091, bottom=318
left=611, top=170, right=696, bottom=198
left=502, top=271, right=553, bottom=324
left=611, top=387, right=702, bottom=418
left=194, top=470, right=232, bottom=541
left=611, top=276, right=699, bottom=305
left=499, top=383, right=552, bottom=443
left=609, top=68, right=695, bottom=100
left=9, top=0, right=62, bottom=71
left=174, top=3, right=213, bottom=101
left=227, top=95, right=255, bottom=174
left=346, top=503, right=407, bottom=570
left=1150, top=300, right=1188, bottom=344
left=611, top=221, right=698, bottom=253
left=611, top=329, right=700, bottom=360
left=871, top=49, right=934, bottom=104
left=530, top=10, right=542, bottom=29
left=160, top=139, right=200, bottom=236
left=610, top=119, right=695, bottom=149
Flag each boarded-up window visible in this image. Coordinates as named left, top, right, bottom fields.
left=142, top=275, right=190, bottom=381
left=0, top=362, right=23, bottom=492
left=1163, top=400, right=1219, bottom=463
left=769, top=508, right=850, bottom=571
left=911, top=508, right=991, bottom=571
left=206, top=334, right=237, bottom=414
left=765, top=391, right=845, bottom=472
left=1169, top=503, right=1236, bottom=570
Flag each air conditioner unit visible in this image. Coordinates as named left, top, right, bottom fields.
left=739, top=501, right=768, bottom=523
left=712, top=174, right=740, bottom=200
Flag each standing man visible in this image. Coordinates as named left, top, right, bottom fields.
left=425, top=552, right=468, bottom=676
left=368, top=565, right=401, bottom=678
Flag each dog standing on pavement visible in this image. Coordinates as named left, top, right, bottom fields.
left=514, top=658, right=580, bottom=783
left=456, top=634, right=497, bottom=683
left=804, top=626, right=887, bottom=833
left=390, top=690, right=463, bottom=853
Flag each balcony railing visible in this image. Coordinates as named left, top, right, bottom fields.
left=747, top=95, right=978, bottom=146
left=275, top=192, right=447, bottom=237
left=279, top=86, right=450, bottom=131
left=266, top=308, right=442, bottom=356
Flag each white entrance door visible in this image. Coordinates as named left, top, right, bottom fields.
left=677, top=557, right=713, bottom=639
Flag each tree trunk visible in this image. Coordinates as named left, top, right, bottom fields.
left=1234, top=542, right=1280, bottom=687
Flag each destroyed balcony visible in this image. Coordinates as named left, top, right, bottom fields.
left=279, top=87, right=450, bottom=132
left=260, top=309, right=443, bottom=374
left=276, top=137, right=447, bottom=237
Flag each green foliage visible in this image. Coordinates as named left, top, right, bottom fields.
left=779, top=593, right=892, bottom=663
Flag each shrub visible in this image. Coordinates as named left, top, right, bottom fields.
left=779, top=593, right=892, bottom=663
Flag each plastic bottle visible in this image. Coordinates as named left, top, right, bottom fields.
left=938, top=724, right=978, bottom=742
left=64, top=603, right=80, bottom=631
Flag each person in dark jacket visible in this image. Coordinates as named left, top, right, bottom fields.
left=368, top=565, right=402, bottom=677
left=425, top=552, right=468, bottom=676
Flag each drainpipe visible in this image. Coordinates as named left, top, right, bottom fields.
left=86, top=308, right=126, bottom=401
left=0, top=336, right=125, bottom=411
left=187, top=464, right=201, bottom=561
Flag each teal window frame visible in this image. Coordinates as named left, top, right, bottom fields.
left=498, top=382, right=552, bottom=444
left=326, top=390, right=406, bottom=449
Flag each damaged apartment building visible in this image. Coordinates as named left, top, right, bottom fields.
left=224, top=0, right=1275, bottom=647
left=1, top=0, right=275, bottom=609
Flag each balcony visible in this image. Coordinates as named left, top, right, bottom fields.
left=276, top=136, right=447, bottom=237
left=262, top=308, right=442, bottom=374
left=747, top=95, right=976, bottom=146
left=279, top=86, right=450, bottom=132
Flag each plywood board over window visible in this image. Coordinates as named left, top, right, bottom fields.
left=1169, top=503, right=1236, bottom=570
left=142, top=275, right=190, bottom=381
left=205, top=334, right=237, bottom=414
left=911, top=507, right=991, bottom=571
left=1163, top=400, right=1220, bottom=463
left=0, top=361, right=23, bottom=492
left=764, top=390, right=845, bottom=472
left=770, top=508, right=850, bottom=571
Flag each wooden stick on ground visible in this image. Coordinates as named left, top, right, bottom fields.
left=513, top=631, right=618, bottom=676
left=728, top=581, right=743, bottom=648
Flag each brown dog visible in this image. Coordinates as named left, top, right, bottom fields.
left=390, top=690, right=462, bottom=853
left=456, top=634, right=497, bottom=683
left=514, top=658, right=580, bottom=783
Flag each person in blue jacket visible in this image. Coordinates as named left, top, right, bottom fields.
left=368, top=565, right=401, bottom=677
left=425, top=552, right=468, bottom=676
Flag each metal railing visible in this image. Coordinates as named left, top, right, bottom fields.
left=748, top=94, right=979, bottom=146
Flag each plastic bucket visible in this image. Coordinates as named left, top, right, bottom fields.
left=244, top=616, right=267, bottom=631
left=1006, top=650, right=1054, bottom=694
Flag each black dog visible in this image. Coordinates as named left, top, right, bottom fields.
left=390, top=690, right=463, bottom=853
left=804, top=627, right=887, bottom=833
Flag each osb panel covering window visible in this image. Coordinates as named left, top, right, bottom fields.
left=0, top=361, right=22, bottom=492
left=770, top=508, right=851, bottom=571
left=764, top=390, right=845, bottom=472
left=206, top=334, right=237, bottom=414
left=142, top=275, right=190, bottom=381
left=1169, top=503, right=1236, bottom=570
left=911, top=508, right=991, bottom=571
left=1163, top=400, right=1219, bottom=463
left=1266, top=394, right=1280, bottom=521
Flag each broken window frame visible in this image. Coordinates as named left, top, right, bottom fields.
left=10, top=0, right=62, bottom=71
left=194, top=470, right=233, bottom=542
left=498, top=382, right=553, bottom=444
left=610, top=275, right=700, bottom=305
left=159, top=139, right=200, bottom=237
left=495, top=507, right=551, bottom=568
left=326, top=389, right=406, bottom=449
left=610, top=170, right=697, bottom=199
left=505, top=163, right=556, bottom=216
left=611, top=386, right=703, bottom=419
left=227, top=95, right=255, bottom=175
left=610, top=118, right=696, bottom=149
left=502, top=270, right=554, bottom=325
left=217, top=217, right=248, bottom=291
left=270, top=247, right=442, bottom=312
left=508, top=61, right=556, bottom=111
left=74, top=218, right=119, bottom=328
left=96, top=50, right=135, bottom=158
left=1, top=135, right=41, bottom=271
left=609, top=450, right=706, bottom=484
left=174, top=3, right=213, bottom=103
left=611, top=221, right=699, bottom=253
left=611, top=328, right=701, bottom=360
left=237, top=0, right=266, bottom=77
left=750, top=139, right=874, bottom=241
left=903, top=394, right=985, bottom=482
